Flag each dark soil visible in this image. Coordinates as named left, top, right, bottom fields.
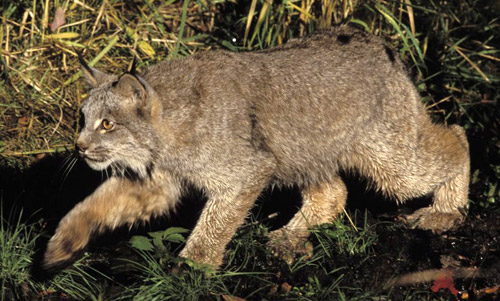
left=246, top=178, right=500, bottom=300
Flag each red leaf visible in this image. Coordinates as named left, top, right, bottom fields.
left=431, top=269, right=458, bottom=296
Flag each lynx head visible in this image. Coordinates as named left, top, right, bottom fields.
left=76, top=55, right=162, bottom=179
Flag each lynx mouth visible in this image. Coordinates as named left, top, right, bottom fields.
left=84, top=156, right=104, bottom=163
left=83, top=155, right=111, bottom=170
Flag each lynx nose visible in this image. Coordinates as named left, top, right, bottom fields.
left=76, top=141, right=88, bottom=155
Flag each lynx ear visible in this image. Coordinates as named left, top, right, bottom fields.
left=113, top=74, right=148, bottom=103
left=76, top=49, right=110, bottom=88
left=114, top=73, right=161, bottom=119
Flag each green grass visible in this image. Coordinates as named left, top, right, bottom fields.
left=115, top=212, right=378, bottom=300
left=35, top=255, right=110, bottom=301
left=312, top=210, right=377, bottom=257
left=0, top=209, right=39, bottom=300
left=0, top=207, right=108, bottom=300
left=119, top=223, right=274, bottom=300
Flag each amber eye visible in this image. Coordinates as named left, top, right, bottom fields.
left=101, top=119, right=115, bottom=130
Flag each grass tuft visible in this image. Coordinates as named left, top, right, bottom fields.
left=0, top=208, right=39, bottom=301
left=0, top=206, right=108, bottom=300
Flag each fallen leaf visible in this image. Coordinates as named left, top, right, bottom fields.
left=431, top=269, right=458, bottom=296
left=17, top=116, right=29, bottom=127
left=138, top=40, right=156, bottom=58
left=476, top=285, right=499, bottom=298
left=458, top=291, right=469, bottom=299
left=221, top=295, right=246, bottom=301
left=125, top=26, right=155, bottom=57
left=280, top=282, right=292, bottom=293
left=482, top=285, right=499, bottom=294
left=49, top=7, right=65, bottom=32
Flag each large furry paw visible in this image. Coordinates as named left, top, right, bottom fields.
left=266, top=228, right=313, bottom=264
left=178, top=243, right=223, bottom=269
left=43, top=221, right=91, bottom=269
left=405, top=207, right=464, bottom=232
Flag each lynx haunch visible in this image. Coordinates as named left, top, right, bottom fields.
left=44, top=26, right=470, bottom=269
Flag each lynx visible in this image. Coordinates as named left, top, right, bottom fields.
left=44, top=26, right=470, bottom=269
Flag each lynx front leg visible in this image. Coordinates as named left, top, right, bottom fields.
left=178, top=190, right=258, bottom=267
left=179, top=166, right=273, bottom=268
left=44, top=174, right=180, bottom=269
left=267, top=176, right=347, bottom=262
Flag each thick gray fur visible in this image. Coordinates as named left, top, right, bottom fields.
left=44, top=26, right=470, bottom=269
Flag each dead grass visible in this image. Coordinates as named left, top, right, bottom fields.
left=0, top=0, right=221, bottom=168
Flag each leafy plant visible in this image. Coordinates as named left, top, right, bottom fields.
left=129, top=227, right=189, bottom=253
left=121, top=227, right=232, bottom=300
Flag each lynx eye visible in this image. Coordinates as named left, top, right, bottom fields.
left=101, top=119, right=115, bottom=131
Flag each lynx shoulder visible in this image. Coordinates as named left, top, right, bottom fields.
left=44, top=26, right=469, bottom=269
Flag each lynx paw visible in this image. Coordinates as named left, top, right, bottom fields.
left=266, top=228, right=313, bottom=264
left=43, top=222, right=91, bottom=269
left=178, top=243, right=223, bottom=269
left=405, top=207, right=464, bottom=232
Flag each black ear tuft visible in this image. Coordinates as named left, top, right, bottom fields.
left=75, top=48, right=97, bottom=87
left=74, top=48, right=92, bottom=74
left=128, top=56, right=138, bottom=75
left=74, top=48, right=111, bottom=88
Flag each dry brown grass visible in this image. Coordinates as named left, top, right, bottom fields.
left=0, top=0, right=222, bottom=167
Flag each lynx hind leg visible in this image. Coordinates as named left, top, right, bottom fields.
left=406, top=125, right=470, bottom=231
left=267, top=176, right=347, bottom=262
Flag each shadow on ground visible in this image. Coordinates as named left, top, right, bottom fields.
left=0, top=151, right=411, bottom=274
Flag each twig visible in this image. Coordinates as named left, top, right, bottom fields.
left=1, top=145, right=73, bottom=157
